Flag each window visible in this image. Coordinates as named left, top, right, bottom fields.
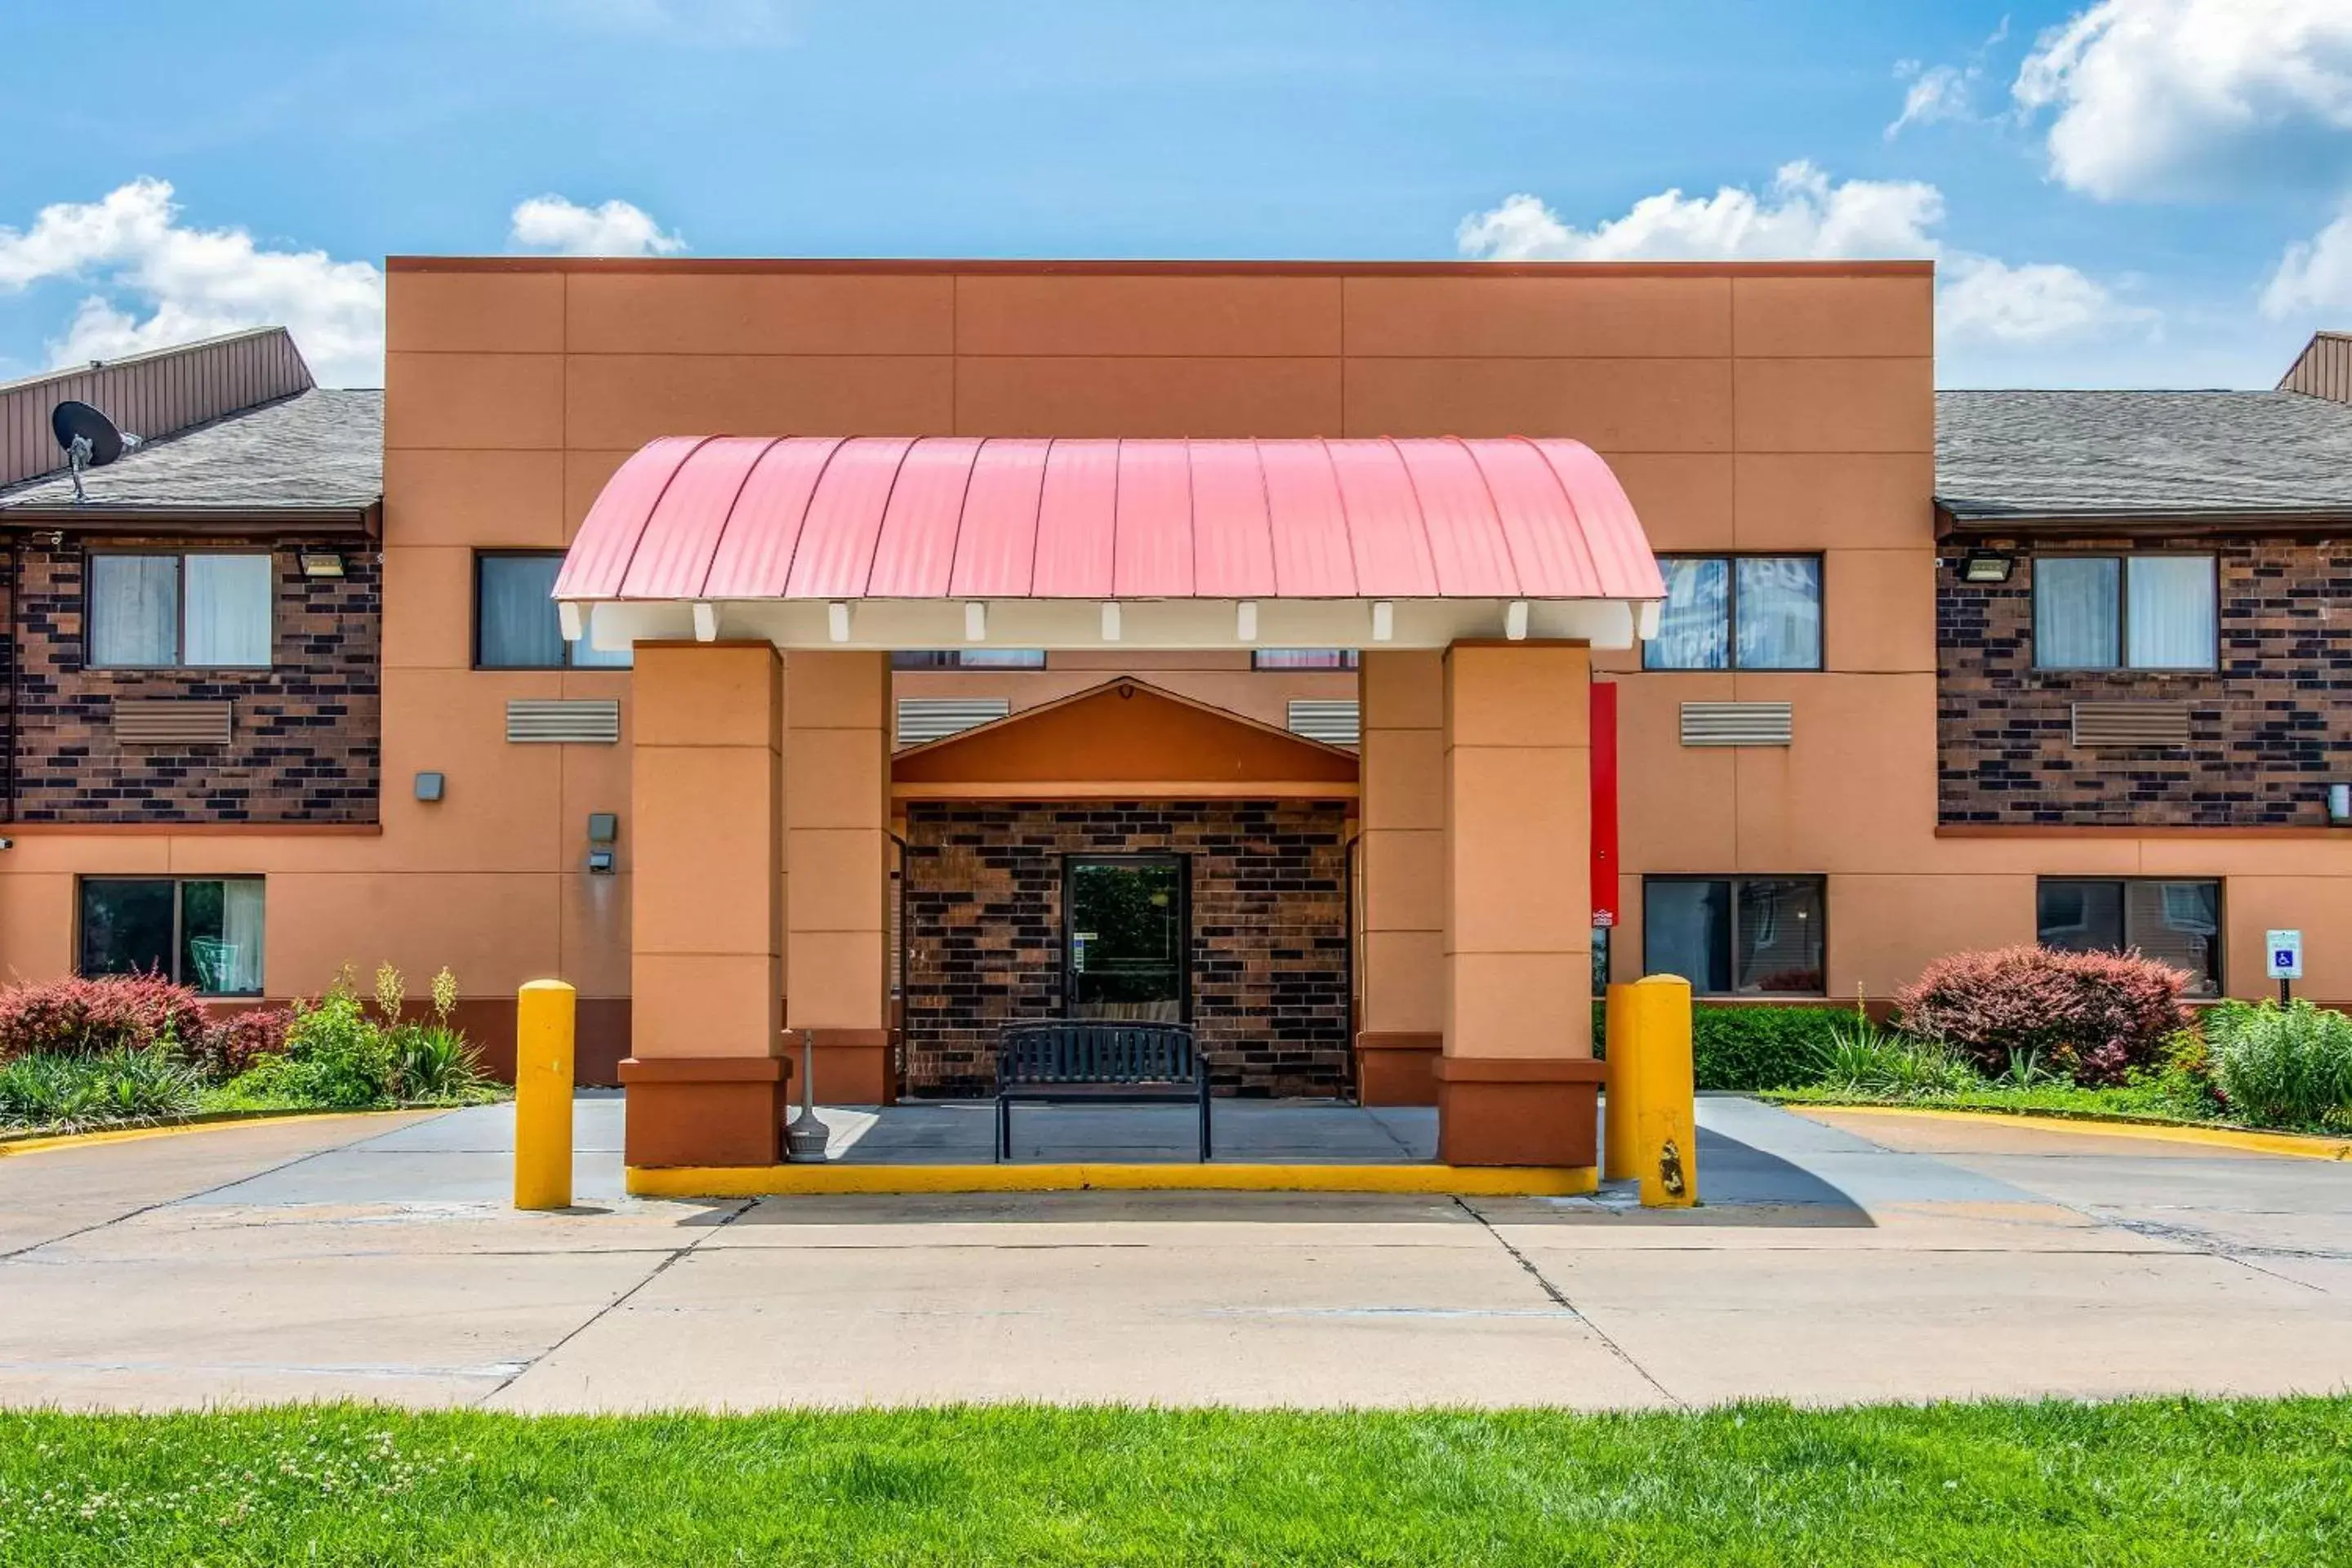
left=2033, top=555, right=2216, bottom=670
left=1252, top=649, right=1359, bottom=670
left=78, top=877, right=265, bottom=996
left=2037, top=878, right=2221, bottom=996
left=1643, top=875, right=1826, bottom=995
left=87, top=551, right=272, bottom=668
left=475, top=553, right=632, bottom=669
left=889, top=650, right=1048, bottom=669
left=1643, top=555, right=1821, bottom=670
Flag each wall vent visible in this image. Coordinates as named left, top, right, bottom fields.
left=1679, top=701, right=1793, bottom=747
left=896, top=697, right=1011, bottom=746
left=1286, top=698, right=1361, bottom=746
left=506, top=698, right=621, bottom=745
left=2070, top=702, right=2191, bottom=749
left=112, top=699, right=232, bottom=747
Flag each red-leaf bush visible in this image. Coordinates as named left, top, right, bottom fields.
left=1894, top=945, right=2191, bottom=1085
left=194, top=1007, right=293, bottom=1076
left=0, top=973, right=214, bottom=1064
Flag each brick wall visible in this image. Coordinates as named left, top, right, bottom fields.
left=901, top=800, right=1351, bottom=1098
left=1, top=538, right=380, bottom=822
left=1940, top=537, right=2352, bottom=826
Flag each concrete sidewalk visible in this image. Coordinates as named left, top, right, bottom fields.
left=1, top=1094, right=2347, bottom=1410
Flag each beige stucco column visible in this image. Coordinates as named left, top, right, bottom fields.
left=1354, top=650, right=1446, bottom=1105
left=620, top=642, right=789, bottom=1166
left=1437, top=641, right=1603, bottom=1167
left=784, top=651, right=897, bottom=1103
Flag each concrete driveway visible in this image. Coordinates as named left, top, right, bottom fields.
left=1, top=1094, right=2348, bottom=1410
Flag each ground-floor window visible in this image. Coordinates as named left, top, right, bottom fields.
left=1064, top=855, right=1188, bottom=1023
left=2036, top=877, right=2221, bottom=996
left=78, top=876, right=265, bottom=996
left=1642, top=875, right=1826, bottom=995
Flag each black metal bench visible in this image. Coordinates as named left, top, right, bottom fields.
left=996, top=1020, right=1211, bottom=1163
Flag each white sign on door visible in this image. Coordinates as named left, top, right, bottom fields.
left=2266, top=929, right=2303, bottom=981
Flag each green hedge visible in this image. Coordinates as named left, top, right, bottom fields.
left=1595, top=1000, right=1849, bottom=1091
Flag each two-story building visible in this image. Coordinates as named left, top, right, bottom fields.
left=5, top=261, right=2351, bottom=1173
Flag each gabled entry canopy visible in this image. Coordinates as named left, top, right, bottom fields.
left=557, top=436, right=1664, bottom=652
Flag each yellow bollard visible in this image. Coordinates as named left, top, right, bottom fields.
left=1626, top=973, right=1698, bottom=1208
left=1601, top=982, right=1641, bottom=1182
left=514, top=979, right=576, bottom=1211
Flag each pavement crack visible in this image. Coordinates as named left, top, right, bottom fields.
left=1451, top=1196, right=1685, bottom=1408
left=476, top=1197, right=756, bottom=1405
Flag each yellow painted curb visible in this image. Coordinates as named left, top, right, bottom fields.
left=627, top=1161, right=1600, bottom=1199
left=1792, top=1104, right=2352, bottom=1162
left=0, top=1108, right=421, bottom=1160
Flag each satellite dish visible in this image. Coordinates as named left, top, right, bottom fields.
left=48, top=400, right=142, bottom=504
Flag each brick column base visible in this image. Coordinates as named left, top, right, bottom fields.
left=1434, top=1058, right=1606, bottom=1167
left=619, top=1057, right=790, bottom=1167
left=1353, top=1033, right=1440, bottom=1106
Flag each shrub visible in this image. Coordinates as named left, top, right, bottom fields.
left=1811, top=1018, right=1981, bottom=1098
left=273, top=989, right=399, bottom=1107
left=189, top=1007, right=293, bottom=1078
left=1691, top=1005, right=1853, bottom=1091
left=392, top=1022, right=488, bottom=1102
left=1895, top=946, right=2189, bottom=1086
left=0, top=973, right=212, bottom=1064
left=0, top=1046, right=204, bottom=1130
left=2204, top=1000, right=2352, bottom=1131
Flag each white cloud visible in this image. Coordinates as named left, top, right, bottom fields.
left=1887, top=63, right=1976, bottom=140
left=2013, top=0, right=2352, bottom=200
left=0, top=178, right=385, bottom=386
left=1458, top=162, right=1942, bottom=262
left=2263, top=199, right=2352, bottom=317
left=1457, top=163, right=2142, bottom=348
left=508, top=194, right=687, bottom=257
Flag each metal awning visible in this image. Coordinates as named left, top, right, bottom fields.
left=556, top=436, right=1664, bottom=651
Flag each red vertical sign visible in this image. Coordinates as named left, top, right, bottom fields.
left=1590, top=679, right=1619, bottom=929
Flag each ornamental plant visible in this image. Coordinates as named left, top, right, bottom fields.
left=1894, top=945, right=2189, bottom=1086
left=0, top=973, right=212, bottom=1064
left=2204, top=999, right=2352, bottom=1131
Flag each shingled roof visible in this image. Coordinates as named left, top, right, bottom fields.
left=1936, top=389, right=2352, bottom=526
left=0, top=388, right=381, bottom=529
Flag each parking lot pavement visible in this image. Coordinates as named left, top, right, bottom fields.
left=2, top=1094, right=2348, bottom=1411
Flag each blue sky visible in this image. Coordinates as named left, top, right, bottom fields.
left=2, top=0, right=2350, bottom=389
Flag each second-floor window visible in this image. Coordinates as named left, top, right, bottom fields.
left=476, top=553, right=632, bottom=669
left=1644, top=555, right=1822, bottom=670
left=2033, top=554, right=2216, bottom=670
left=1253, top=649, right=1359, bottom=670
left=890, top=651, right=1048, bottom=669
left=87, top=551, right=273, bottom=669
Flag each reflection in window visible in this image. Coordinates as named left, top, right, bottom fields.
left=477, top=554, right=632, bottom=669
left=2032, top=555, right=2216, bottom=670
left=1644, top=556, right=1820, bottom=670
left=79, top=877, right=265, bottom=996
left=1642, top=875, right=1825, bottom=996
left=2036, top=877, right=2221, bottom=995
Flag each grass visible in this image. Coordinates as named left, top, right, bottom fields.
left=1761, top=1080, right=2235, bottom=1125
left=2, top=1399, right=2349, bottom=1565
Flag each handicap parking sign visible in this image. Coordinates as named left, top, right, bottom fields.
left=2266, top=930, right=2303, bottom=981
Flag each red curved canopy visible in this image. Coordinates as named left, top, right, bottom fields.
left=557, top=436, right=1660, bottom=604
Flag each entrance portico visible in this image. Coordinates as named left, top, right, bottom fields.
left=560, top=434, right=1663, bottom=1174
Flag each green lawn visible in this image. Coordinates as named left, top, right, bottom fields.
left=3, top=1398, right=2348, bottom=1566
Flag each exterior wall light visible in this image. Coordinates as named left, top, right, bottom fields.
left=586, top=811, right=619, bottom=875
left=1959, top=549, right=2016, bottom=584
left=298, top=551, right=345, bottom=579
left=2330, top=784, right=2352, bottom=826
left=414, top=771, right=446, bottom=803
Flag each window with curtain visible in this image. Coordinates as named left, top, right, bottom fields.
left=890, top=651, right=1049, bottom=669
left=1251, top=649, right=1360, bottom=670
left=1642, top=555, right=1821, bottom=670
left=87, top=552, right=272, bottom=668
left=476, top=553, right=633, bottom=669
left=1642, top=875, right=1826, bottom=995
left=2032, top=555, right=2216, bottom=670
left=2036, top=877, right=2221, bottom=995
left=78, top=876, right=265, bottom=996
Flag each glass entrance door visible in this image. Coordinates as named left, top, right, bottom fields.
left=1064, top=856, right=1187, bottom=1022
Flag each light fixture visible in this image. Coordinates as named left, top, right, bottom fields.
left=298, top=550, right=345, bottom=579
left=413, top=771, right=446, bottom=803
left=586, top=812, right=619, bottom=875
left=1959, top=549, right=2016, bottom=584
left=2329, top=783, right=2351, bottom=826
